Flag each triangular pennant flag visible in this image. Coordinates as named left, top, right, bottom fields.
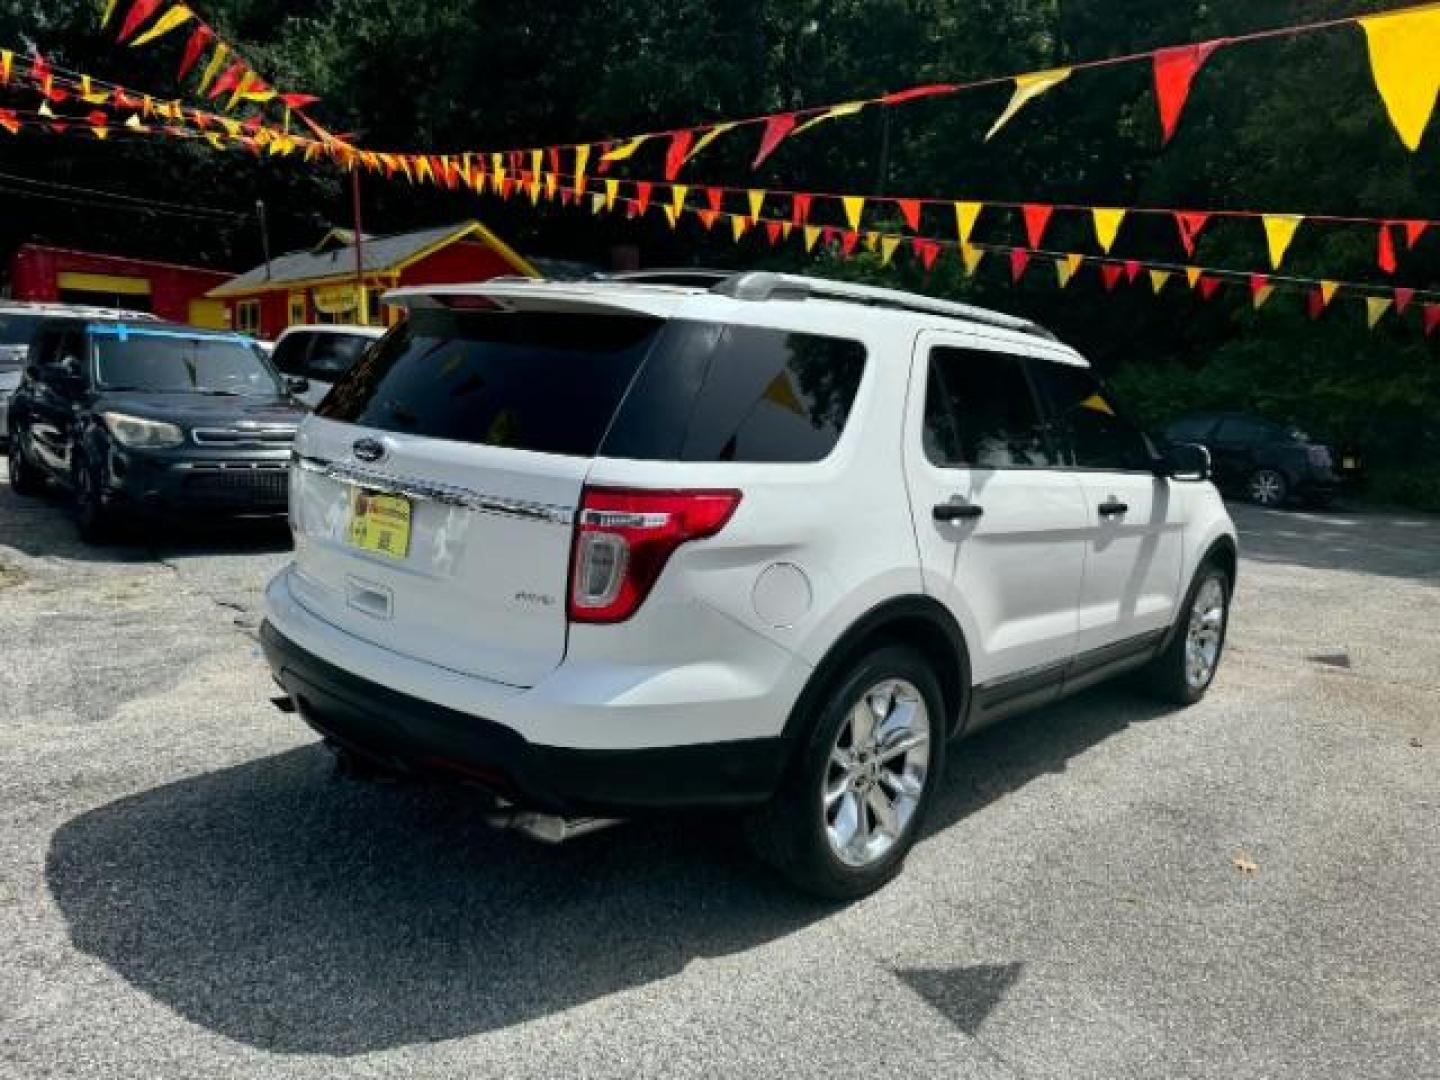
left=961, top=243, right=985, bottom=276
left=573, top=145, right=591, bottom=196
left=1360, top=5, right=1440, bottom=151
left=792, top=193, right=812, bottom=227
left=764, top=220, right=784, bottom=246
left=130, top=4, right=191, bottom=48
left=1307, top=287, right=1328, bottom=320
left=0, top=50, right=10, bottom=87
left=1378, top=223, right=1399, bottom=274
left=696, top=209, right=719, bottom=231
left=1250, top=273, right=1275, bottom=309
left=117, top=0, right=164, bottom=42
left=604, top=178, right=619, bottom=211
left=669, top=184, right=688, bottom=218
left=1055, top=256, right=1078, bottom=288
left=790, top=101, right=866, bottom=138
left=747, top=190, right=766, bottom=221
left=1152, top=40, right=1225, bottom=145
left=1198, top=275, right=1222, bottom=301
left=684, top=122, right=736, bottom=165
left=633, top=181, right=653, bottom=216
left=731, top=215, right=750, bottom=242
left=100, top=0, right=120, bottom=28
left=589, top=192, right=606, bottom=215
left=1149, top=269, right=1172, bottom=293
left=1022, top=203, right=1053, bottom=249
left=1010, top=247, right=1031, bottom=283
left=705, top=187, right=724, bottom=214
left=1424, top=303, right=1440, bottom=337
left=803, top=225, right=822, bottom=252
left=1262, top=215, right=1303, bottom=269
left=752, top=113, right=798, bottom=168
left=1366, top=295, right=1393, bottom=329
left=177, top=24, right=214, bottom=79
left=1100, top=263, right=1124, bottom=292
left=1185, top=266, right=1203, bottom=289
left=79, top=76, right=108, bottom=104
left=1174, top=211, right=1210, bottom=257
left=196, top=43, right=227, bottom=94
left=208, top=61, right=244, bottom=101
left=880, top=236, right=902, bottom=266
left=781, top=222, right=794, bottom=240
left=863, top=232, right=880, bottom=254
left=663, top=205, right=680, bottom=230
left=986, top=68, right=1072, bottom=141
left=1091, top=208, right=1126, bottom=253
left=664, top=129, right=694, bottom=182
left=897, top=199, right=922, bottom=232
left=1395, top=286, right=1415, bottom=315
left=955, top=201, right=983, bottom=245
left=913, top=239, right=941, bottom=271
left=1404, top=219, right=1429, bottom=248
left=839, top=231, right=860, bottom=257
left=842, top=196, right=865, bottom=232
left=601, top=134, right=650, bottom=162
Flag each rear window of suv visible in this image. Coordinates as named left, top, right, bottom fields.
left=320, top=308, right=866, bottom=463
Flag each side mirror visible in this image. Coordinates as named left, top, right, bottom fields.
left=1162, top=442, right=1212, bottom=482
left=285, top=376, right=310, bottom=395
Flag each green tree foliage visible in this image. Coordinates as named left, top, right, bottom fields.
left=1, top=1, right=1436, bottom=495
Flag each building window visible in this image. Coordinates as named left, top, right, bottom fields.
left=234, top=300, right=261, bottom=335
left=288, top=292, right=307, bottom=327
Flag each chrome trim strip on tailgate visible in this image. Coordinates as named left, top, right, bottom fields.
left=294, top=455, right=574, bottom=526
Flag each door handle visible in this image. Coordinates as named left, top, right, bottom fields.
left=934, top=502, right=984, bottom=523
left=1098, top=500, right=1129, bottom=517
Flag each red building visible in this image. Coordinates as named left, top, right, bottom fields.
left=207, top=220, right=539, bottom=339
left=5, top=244, right=233, bottom=328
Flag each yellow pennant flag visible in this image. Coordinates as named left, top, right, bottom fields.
left=197, top=42, right=228, bottom=94
left=1186, top=266, right=1203, bottom=289
left=1055, top=257, right=1077, bottom=288
left=1366, top=295, right=1393, bottom=328
left=803, top=225, right=822, bottom=252
left=747, top=190, right=765, bottom=220
left=954, top=201, right=983, bottom=245
left=1360, top=5, right=1440, bottom=151
left=573, top=145, right=590, bottom=195
left=1262, top=215, right=1304, bottom=269
left=0, top=50, right=11, bottom=86
left=1092, top=208, right=1126, bottom=253
left=960, top=243, right=985, bottom=277
left=80, top=75, right=108, bottom=104
left=544, top=172, right=558, bottom=199
left=130, top=4, right=192, bottom=48
left=590, top=193, right=606, bottom=215
left=731, top=215, right=750, bottom=242
left=670, top=184, right=688, bottom=217
left=986, top=68, right=1072, bottom=141
left=863, top=232, right=880, bottom=254
left=601, top=134, right=650, bottom=162
left=1321, top=280, right=1340, bottom=306
left=100, top=0, right=119, bottom=28
left=604, top=178, right=619, bottom=211
left=205, top=133, right=225, bottom=152
left=684, top=122, right=737, bottom=165
left=791, top=101, right=866, bottom=138
left=529, top=149, right=543, bottom=183
left=1252, top=283, right=1275, bottom=309
left=842, top=196, right=865, bottom=232
left=880, top=235, right=901, bottom=266
left=663, top=205, right=680, bottom=230
left=414, top=156, right=435, bottom=183
left=1150, top=269, right=1173, bottom=293
left=491, top=154, right=506, bottom=194
left=781, top=221, right=794, bottom=240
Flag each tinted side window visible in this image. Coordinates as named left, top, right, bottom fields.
left=923, top=347, right=1054, bottom=468
left=270, top=334, right=311, bottom=377
left=604, top=323, right=866, bottom=464
left=1216, top=418, right=1277, bottom=444
left=1166, top=417, right=1215, bottom=443
left=308, top=334, right=371, bottom=379
left=1029, top=362, right=1155, bottom=472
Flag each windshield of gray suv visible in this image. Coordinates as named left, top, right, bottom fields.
left=92, top=330, right=284, bottom=397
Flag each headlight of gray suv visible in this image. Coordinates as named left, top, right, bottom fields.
left=101, top=412, right=186, bottom=449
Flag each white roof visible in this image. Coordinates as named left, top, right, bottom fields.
left=275, top=323, right=386, bottom=340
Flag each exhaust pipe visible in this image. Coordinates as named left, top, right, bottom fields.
left=486, top=809, right=623, bottom=844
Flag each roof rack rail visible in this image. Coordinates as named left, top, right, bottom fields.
left=710, top=271, right=1057, bottom=341
left=599, top=269, right=734, bottom=288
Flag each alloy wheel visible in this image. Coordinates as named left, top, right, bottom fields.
left=1248, top=469, right=1285, bottom=507
left=1185, top=576, right=1227, bottom=691
left=822, top=679, right=931, bottom=868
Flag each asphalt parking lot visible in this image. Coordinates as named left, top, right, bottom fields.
left=1, top=469, right=1437, bottom=1080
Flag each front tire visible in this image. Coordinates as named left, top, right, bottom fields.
left=7, top=435, right=44, bottom=496
left=73, top=455, right=114, bottom=544
left=1247, top=468, right=1288, bottom=508
left=745, top=644, right=947, bottom=901
left=1143, top=561, right=1232, bottom=706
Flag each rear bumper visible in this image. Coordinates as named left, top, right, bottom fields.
left=261, top=620, right=789, bottom=816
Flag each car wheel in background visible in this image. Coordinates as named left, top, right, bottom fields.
left=1142, top=560, right=1232, bottom=706
left=745, top=644, right=946, bottom=901
left=72, top=455, right=114, bottom=544
left=7, top=435, right=45, bottom=496
left=1246, top=468, right=1288, bottom=508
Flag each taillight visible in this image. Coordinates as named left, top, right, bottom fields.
left=568, top=487, right=742, bottom=624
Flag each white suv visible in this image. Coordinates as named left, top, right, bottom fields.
left=260, top=271, right=1236, bottom=899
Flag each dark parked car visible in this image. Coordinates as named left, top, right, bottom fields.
left=6, top=318, right=307, bottom=541
left=1161, top=412, right=1356, bottom=508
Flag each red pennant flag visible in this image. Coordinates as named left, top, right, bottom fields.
left=593, top=143, right=613, bottom=175
left=1403, top=220, right=1429, bottom=249
left=1395, top=287, right=1415, bottom=314
left=821, top=226, right=839, bottom=248
left=706, top=187, right=724, bottom=213
left=1378, top=224, right=1399, bottom=274
left=1124, top=259, right=1142, bottom=283
left=1101, top=263, right=1124, bottom=291
left=840, top=231, right=860, bottom=257
left=1424, top=304, right=1440, bottom=337
left=881, top=84, right=958, bottom=105
left=118, top=0, right=165, bottom=42
left=560, top=187, right=573, bottom=207
left=1198, top=276, right=1222, bottom=301
left=634, top=181, right=653, bottom=216
left=1174, top=211, right=1210, bottom=257
left=792, top=193, right=812, bottom=227
left=30, top=53, right=51, bottom=85
left=208, top=61, right=245, bottom=100
left=547, top=147, right=561, bottom=176
left=1010, top=247, right=1031, bottom=282
left=697, top=209, right=719, bottom=231
left=664, top=130, right=694, bottom=182
left=280, top=93, right=320, bottom=110
left=897, top=199, right=923, bottom=232
left=1152, top=39, right=1226, bottom=145
left=912, top=238, right=941, bottom=271
left=0, top=109, right=19, bottom=135
left=1307, top=288, right=1327, bottom=320
left=1022, top=204, right=1053, bottom=249
left=752, top=113, right=797, bottom=169
left=177, top=25, right=214, bottom=78
left=765, top=220, right=784, bottom=246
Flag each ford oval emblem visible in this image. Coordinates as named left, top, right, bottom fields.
left=352, top=438, right=386, bottom=464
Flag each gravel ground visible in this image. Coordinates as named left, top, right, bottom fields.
left=1, top=468, right=1437, bottom=1080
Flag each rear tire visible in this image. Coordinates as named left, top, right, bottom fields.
left=1143, top=561, right=1232, bottom=706
left=7, top=435, right=44, bottom=496
left=745, top=644, right=947, bottom=901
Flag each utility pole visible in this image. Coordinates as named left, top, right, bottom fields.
left=255, top=199, right=272, bottom=281
left=351, top=169, right=368, bottom=326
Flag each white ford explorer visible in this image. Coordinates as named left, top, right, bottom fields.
left=261, top=271, right=1236, bottom=899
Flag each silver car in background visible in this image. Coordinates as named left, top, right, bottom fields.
left=267, top=324, right=385, bottom=409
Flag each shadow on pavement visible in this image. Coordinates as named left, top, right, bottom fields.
left=1227, top=502, right=1440, bottom=583
left=45, top=684, right=1166, bottom=1054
